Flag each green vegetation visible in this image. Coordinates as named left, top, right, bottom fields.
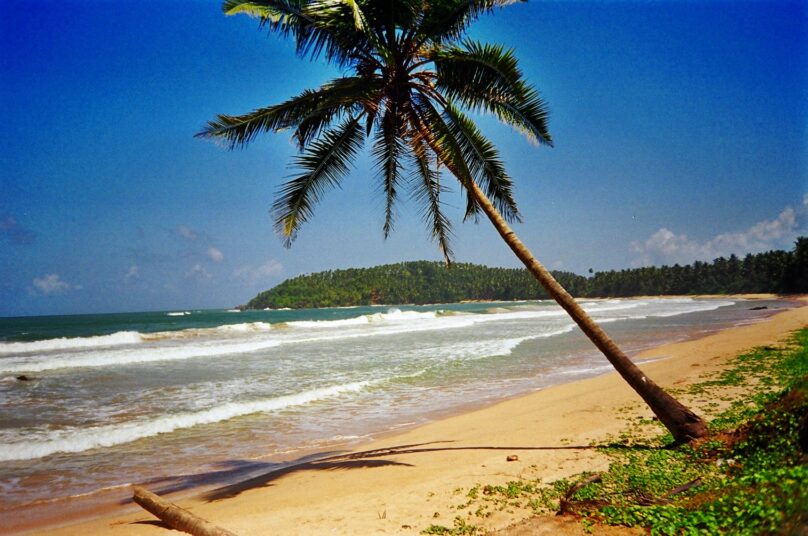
left=246, top=238, right=807, bottom=309
left=247, top=261, right=588, bottom=309
left=423, top=329, right=808, bottom=535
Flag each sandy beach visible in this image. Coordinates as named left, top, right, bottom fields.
left=18, top=299, right=807, bottom=535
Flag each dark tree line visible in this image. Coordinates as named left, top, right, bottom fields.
left=245, top=238, right=807, bottom=309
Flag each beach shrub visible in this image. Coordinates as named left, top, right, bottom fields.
left=585, top=331, right=808, bottom=534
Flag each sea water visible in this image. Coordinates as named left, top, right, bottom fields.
left=0, top=297, right=792, bottom=531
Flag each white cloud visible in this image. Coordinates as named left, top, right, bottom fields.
left=207, top=247, right=224, bottom=262
left=32, top=274, right=78, bottom=295
left=178, top=224, right=198, bottom=241
left=186, top=263, right=211, bottom=280
left=233, top=259, right=284, bottom=284
left=631, top=199, right=806, bottom=266
left=125, top=265, right=140, bottom=281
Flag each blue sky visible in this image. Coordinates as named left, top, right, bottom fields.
left=1, top=0, right=805, bottom=316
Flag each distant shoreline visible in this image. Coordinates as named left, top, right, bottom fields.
left=249, top=292, right=785, bottom=310
left=243, top=245, right=806, bottom=310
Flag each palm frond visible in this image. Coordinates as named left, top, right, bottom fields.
left=223, top=0, right=310, bottom=22
left=442, top=104, right=520, bottom=222
left=408, top=93, right=482, bottom=221
left=299, top=0, right=396, bottom=65
left=293, top=76, right=382, bottom=147
left=363, top=0, right=420, bottom=33
left=432, top=40, right=522, bottom=98
left=433, top=40, right=552, bottom=146
left=197, top=77, right=376, bottom=149
left=483, top=88, right=552, bottom=146
left=415, top=0, right=525, bottom=46
left=371, top=102, right=406, bottom=237
left=408, top=133, right=454, bottom=265
left=225, top=0, right=375, bottom=66
left=273, top=115, right=365, bottom=244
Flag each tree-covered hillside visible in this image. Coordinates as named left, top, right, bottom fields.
left=244, top=238, right=807, bottom=309
left=246, top=262, right=590, bottom=309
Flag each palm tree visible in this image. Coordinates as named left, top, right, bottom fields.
left=198, top=0, right=707, bottom=442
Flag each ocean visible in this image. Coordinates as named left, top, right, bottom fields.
left=0, top=297, right=793, bottom=532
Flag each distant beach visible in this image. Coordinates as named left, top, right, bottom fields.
left=1, top=296, right=802, bottom=534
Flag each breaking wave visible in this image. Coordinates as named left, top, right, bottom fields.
left=0, top=381, right=373, bottom=461
left=0, top=331, right=143, bottom=355
left=0, top=338, right=283, bottom=374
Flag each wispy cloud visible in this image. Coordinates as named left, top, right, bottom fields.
left=207, top=247, right=224, bottom=262
left=631, top=197, right=807, bottom=266
left=124, top=265, right=140, bottom=282
left=31, top=274, right=79, bottom=295
left=233, top=260, right=284, bottom=284
left=0, top=214, right=36, bottom=246
left=177, top=224, right=199, bottom=241
left=186, top=263, right=212, bottom=280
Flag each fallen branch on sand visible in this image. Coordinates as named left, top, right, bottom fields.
left=132, top=485, right=238, bottom=536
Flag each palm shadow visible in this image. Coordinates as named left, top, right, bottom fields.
left=203, top=457, right=413, bottom=501
left=201, top=440, right=658, bottom=502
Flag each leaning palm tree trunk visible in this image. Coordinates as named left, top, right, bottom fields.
left=469, top=182, right=708, bottom=442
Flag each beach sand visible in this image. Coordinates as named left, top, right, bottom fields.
left=24, top=299, right=808, bottom=536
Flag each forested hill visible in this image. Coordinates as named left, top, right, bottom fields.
left=244, top=238, right=807, bottom=309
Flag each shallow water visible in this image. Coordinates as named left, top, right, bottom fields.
left=0, top=297, right=792, bottom=531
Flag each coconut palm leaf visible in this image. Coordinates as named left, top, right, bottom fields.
left=434, top=41, right=553, bottom=146
left=414, top=0, right=525, bottom=46
left=273, top=115, right=365, bottom=244
left=223, top=0, right=309, bottom=27
left=225, top=0, right=375, bottom=66
left=442, top=104, right=520, bottom=222
left=432, top=40, right=523, bottom=99
left=408, top=94, right=482, bottom=221
left=372, top=103, right=405, bottom=237
left=197, top=77, right=378, bottom=149
left=292, top=76, right=382, bottom=147
left=305, top=0, right=391, bottom=64
left=408, top=133, right=453, bottom=265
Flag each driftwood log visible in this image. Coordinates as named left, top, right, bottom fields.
left=132, top=486, right=238, bottom=536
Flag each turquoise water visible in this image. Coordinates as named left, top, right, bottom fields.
left=0, top=297, right=792, bottom=531
left=0, top=304, right=497, bottom=342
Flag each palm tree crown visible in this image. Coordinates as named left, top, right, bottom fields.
left=198, top=0, right=551, bottom=263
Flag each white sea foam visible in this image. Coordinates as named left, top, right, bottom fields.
left=0, top=300, right=734, bottom=373
left=166, top=311, right=190, bottom=317
left=584, top=302, right=644, bottom=313
left=0, top=381, right=373, bottom=461
left=140, top=322, right=274, bottom=341
left=288, top=316, right=371, bottom=328
left=646, top=300, right=734, bottom=317
left=287, top=308, right=438, bottom=329
left=0, top=331, right=143, bottom=355
left=554, top=363, right=614, bottom=376
left=394, top=325, right=577, bottom=379
left=0, top=337, right=284, bottom=374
